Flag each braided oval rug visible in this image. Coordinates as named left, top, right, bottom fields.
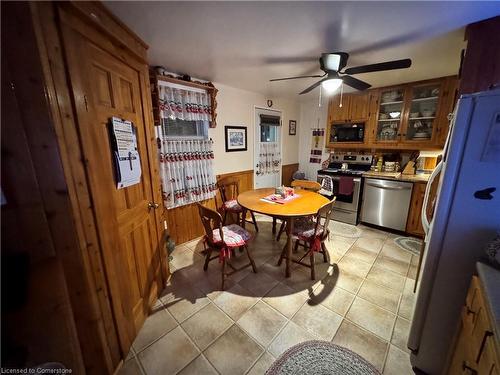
left=266, top=341, right=381, bottom=375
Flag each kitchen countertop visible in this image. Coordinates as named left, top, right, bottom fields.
left=362, top=170, right=431, bottom=183
left=476, top=262, right=500, bottom=350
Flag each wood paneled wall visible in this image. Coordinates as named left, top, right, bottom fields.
left=165, top=170, right=254, bottom=245
left=165, top=164, right=300, bottom=245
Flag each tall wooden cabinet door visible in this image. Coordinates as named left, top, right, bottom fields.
left=406, top=182, right=426, bottom=236
left=58, top=19, right=161, bottom=353
left=349, top=92, right=369, bottom=121
left=328, top=94, right=351, bottom=122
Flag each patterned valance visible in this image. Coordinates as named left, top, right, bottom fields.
left=158, top=81, right=212, bottom=122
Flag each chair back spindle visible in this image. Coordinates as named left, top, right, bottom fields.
left=314, top=198, right=336, bottom=239
left=218, top=176, right=240, bottom=203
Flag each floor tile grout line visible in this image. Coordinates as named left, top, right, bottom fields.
left=157, top=223, right=416, bottom=374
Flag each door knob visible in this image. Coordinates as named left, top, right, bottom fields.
left=148, top=202, right=159, bottom=210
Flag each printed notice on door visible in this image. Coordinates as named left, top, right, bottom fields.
left=110, top=117, right=142, bottom=189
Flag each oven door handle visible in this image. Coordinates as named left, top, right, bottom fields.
left=319, top=175, right=361, bottom=183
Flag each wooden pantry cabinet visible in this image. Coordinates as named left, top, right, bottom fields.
left=3, top=2, right=166, bottom=373
left=325, top=76, right=458, bottom=150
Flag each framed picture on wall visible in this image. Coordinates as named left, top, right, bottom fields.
left=289, top=120, right=297, bottom=135
left=225, top=126, right=247, bottom=152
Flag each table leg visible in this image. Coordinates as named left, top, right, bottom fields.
left=241, top=207, right=247, bottom=229
left=272, top=217, right=277, bottom=234
left=285, top=217, right=294, bottom=278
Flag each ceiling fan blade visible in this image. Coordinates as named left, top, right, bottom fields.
left=344, top=59, right=412, bottom=75
left=299, top=78, right=329, bottom=95
left=270, top=73, right=325, bottom=82
left=341, top=75, right=371, bottom=91
left=320, top=52, right=349, bottom=72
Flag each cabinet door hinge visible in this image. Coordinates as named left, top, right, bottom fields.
left=84, top=95, right=89, bottom=112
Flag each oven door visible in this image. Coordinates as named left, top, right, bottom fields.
left=317, top=175, right=361, bottom=212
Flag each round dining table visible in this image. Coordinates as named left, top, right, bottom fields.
left=237, top=188, right=330, bottom=277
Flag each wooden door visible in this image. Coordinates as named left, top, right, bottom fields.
left=58, top=13, right=162, bottom=354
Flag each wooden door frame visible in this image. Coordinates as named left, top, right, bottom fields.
left=29, top=1, right=165, bottom=371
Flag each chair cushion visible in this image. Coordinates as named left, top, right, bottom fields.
left=292, top=218, right=324, bottom=241
left=223, top=199, right=243, bottom=212
left=212, top=224, right=251, bottom=247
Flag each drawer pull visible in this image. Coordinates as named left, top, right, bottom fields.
left=462, top=361, right=478, bottom=374
left=475, top=330, right=493, bottom=363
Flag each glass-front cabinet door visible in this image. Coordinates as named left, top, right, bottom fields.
left=404, top=82, right=441, bottom=142
left=375, top=88, right=405, bottom=142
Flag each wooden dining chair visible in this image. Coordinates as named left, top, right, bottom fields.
left=217, top=176, right=259, bottom=232
left=197, top=203, right=257, bottom=290
left=278, top=198, right=336, bottom=280
left=275, top=179, right=322, bottom=241
left=291, top=179, right=322, bottom=191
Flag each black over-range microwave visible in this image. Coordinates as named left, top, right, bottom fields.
left=329, top=122, right=365, bottom=143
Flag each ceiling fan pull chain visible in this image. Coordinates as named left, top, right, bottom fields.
left=339, top=82, right=344, bottom=108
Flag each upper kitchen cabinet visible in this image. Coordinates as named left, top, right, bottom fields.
left=326, top=92, right=370, bottom=147
left=373, top=86, right=406, bottom=144
left=367, top=76, right=458, bottom=150
left=328, top=91, right=370, bottom=122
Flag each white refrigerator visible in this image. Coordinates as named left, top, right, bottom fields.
left=408, top=89, right=500, bottom=374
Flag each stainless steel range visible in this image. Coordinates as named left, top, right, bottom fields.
left=317, top=154, right=373, bottom=225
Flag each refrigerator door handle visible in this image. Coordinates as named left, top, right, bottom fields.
left=421, top=161, right=442, bottom=235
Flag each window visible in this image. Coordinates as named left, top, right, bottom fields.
left=162, top=118, right=209, bottom=139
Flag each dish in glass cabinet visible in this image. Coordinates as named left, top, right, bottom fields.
left=389, top=111, right=401, bottom=119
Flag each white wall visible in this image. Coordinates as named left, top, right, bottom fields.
left=298, top=96, right=329, bottom=180
left=209, top=82, right=300, bottom=175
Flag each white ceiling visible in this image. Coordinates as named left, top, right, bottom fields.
left=106, top=1, right=500, bottom=99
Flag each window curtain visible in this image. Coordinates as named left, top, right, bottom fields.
left=158, top=138, right=217, bottom=209
left=257, top=142, right=281, bottom=175
left=158, top=83, right=212, bottom=122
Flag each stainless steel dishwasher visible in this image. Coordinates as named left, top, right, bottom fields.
left=360, top=178, right=413, bottom=231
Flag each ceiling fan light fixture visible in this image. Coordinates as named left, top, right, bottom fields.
left=321, top=78, right=343, bottom=94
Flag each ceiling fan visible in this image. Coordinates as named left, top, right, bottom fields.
left=269, top=52, right=412, bottom=95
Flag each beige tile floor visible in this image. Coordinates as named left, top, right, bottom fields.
left=120, top=217, right=419, bottom=375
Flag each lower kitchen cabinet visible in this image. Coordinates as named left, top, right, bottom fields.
left=448, top=275, right=500, bottom=375
left=406, top=182, right=426, bottom=237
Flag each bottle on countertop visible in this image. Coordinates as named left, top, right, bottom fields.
left=376, top=155, right=383, bottom=172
